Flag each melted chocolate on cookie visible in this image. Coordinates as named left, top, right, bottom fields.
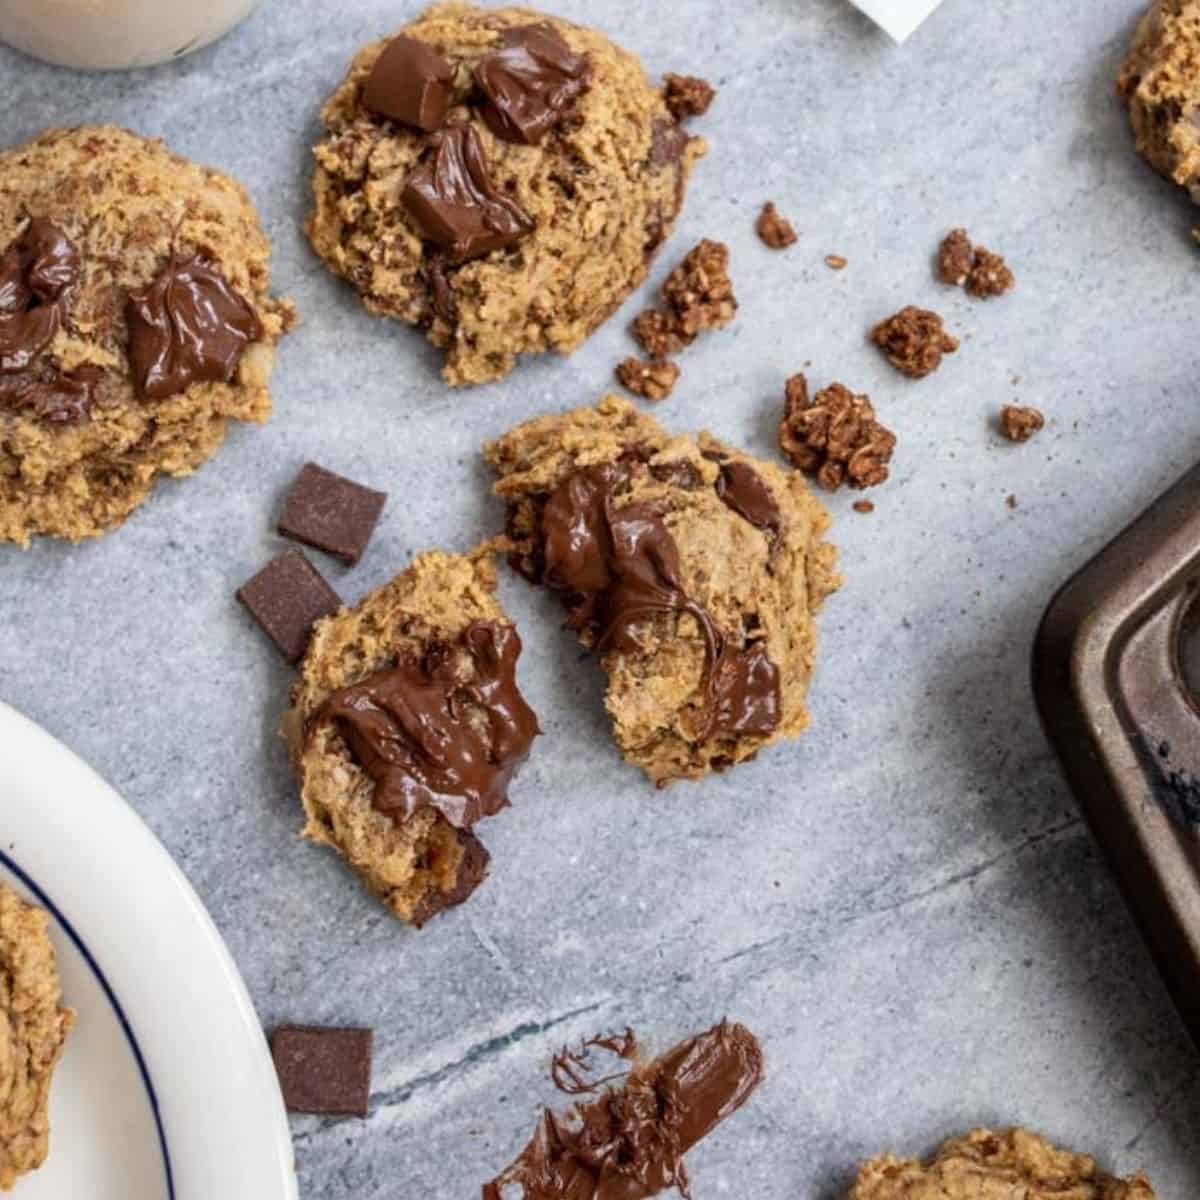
left=0, top=219, right=79, bottom=373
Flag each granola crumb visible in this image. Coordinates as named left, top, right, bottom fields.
left=999, top=404, right=1044, bottom=442
left=853, top=500, right=875, bottom=514
left=662, top=73, right=716, bottom=120
left=615, top=357, right=680, bottom=401
left=661, top=239, right=737, bottom=337
left=825, top=254, right=848, bottom=270
left=756, top=202, right=798, bottom=250
left=1006, top=494, right=1018, bottom=509
left=937, top=228, right=1015, bottom=298
left=937, top=228, right=974, bottom=285
left=631, top=308, right=691, bottom=358
left=870, top=306, right=959, bottom=379
left=778, top=372, right=896, bottom=491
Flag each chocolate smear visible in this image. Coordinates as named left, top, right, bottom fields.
left=127, top=256, right=262, bottom=400
left=551, top=1029, right=639, bottom=1096
left=0, top=364, right=102, bottom=425
left=475, top=24, right=590, bottom=145
left=315, top=620, right=539, bottom=830
left=403, top=124, right=534, bottom=262
left=483, top=1020, right=763, bottom=1200
left=0, top=219, right=80, bottom=374
left=363, top=34, right=455, bottom=132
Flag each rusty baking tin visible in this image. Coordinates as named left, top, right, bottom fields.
left=1034, top=463, right=1200, bottom=1046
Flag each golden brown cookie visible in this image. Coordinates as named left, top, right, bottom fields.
left=283, top=545, right=539, bottom=926
left=0, top=885, right=74, bottom=1191
left=0, top=125, right=294, bottom=547
left=306, top=3, right=706, bottom=386
left=849, top=1128, right=1155, bottom=1200
left=485, top=396, right=839, bottom=785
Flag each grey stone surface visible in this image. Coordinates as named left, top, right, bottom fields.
left=2, top=0, right=1199, bottom=1195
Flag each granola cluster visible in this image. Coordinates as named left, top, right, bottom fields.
left=871, top=305, right=959, bottom=379
left=778, top=373, right=896, bottom=491
left=937, top=228, right=1015, bottom=298
left=999, top=404, right=1044, bottom=442
left=663, top=73, right=716, bottom=120
left=756, top=202, right=798, bottom=249
left=615, top=357, right=680, bottom=401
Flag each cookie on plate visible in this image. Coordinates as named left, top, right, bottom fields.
left=1118, top=1, right=1200, bottom=207
left=307, top=3, right=706, bottom=386
left=849, top=1127, right=1155, bottom=1200
left=485, top=396, right=839, bottom=785
left=0, top=125, right=295, bottom=547
left=0, top=884, right=74, bottom=1191
left=283, top=545, right=539, bottom=926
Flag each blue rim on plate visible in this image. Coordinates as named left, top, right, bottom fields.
left=0, top=848, right=175, bottom=1199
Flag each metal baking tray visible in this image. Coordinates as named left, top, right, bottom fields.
left=1034, top=462, right=1200, bottom=1047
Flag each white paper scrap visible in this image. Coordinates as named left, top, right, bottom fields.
left=849, top=0, right=947, bottom=42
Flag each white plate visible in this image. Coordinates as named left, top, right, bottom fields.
left=0, top=701, right=298, bottom=1200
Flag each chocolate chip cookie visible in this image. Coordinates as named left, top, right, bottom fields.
left=0, top=125, right=294, bottom=547
left=485, top=396, right=840, bottom=785
left=850, top=1128, right=1155, bottom=1200
left=0, top=885, right=74, bottom=1190
left=283, top=544, right=539, bottom=926
left=1119, top=2, right=1200, bottom=211
left=307, top=3, right=706, bottom=386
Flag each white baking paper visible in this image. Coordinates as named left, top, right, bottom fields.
left=849, top=0, right=946, bottom=42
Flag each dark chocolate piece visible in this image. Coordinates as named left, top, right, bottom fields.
left=0, top=219, right=80, bottom=374
left=362, top=34, right=455, bottom=132
left=315, top=620, right=539, bottom=829
left=538, top=463, right=782, bottom=739
left=483, top=1020, right=763, bottom=1200
left=402, top=125, right=534, bottom=262
left=270, top=1025, right=373, bottom=1117
left=648, top=118, right=689, bottom=167
left=278, top=462, right=387, bottom=566
left=409, top=829, right=491, bottom=928
left=0, top=364, right=102, bottom=425
left=475, top=24, right=590, bottom=145
left=714, top=460, right=782, bottom=543
left=236, top=549, right=341, bottom=664
left=127, top=256, right=263, bottom=400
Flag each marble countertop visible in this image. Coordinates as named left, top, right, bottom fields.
left=3, top=0, right=1199, bottom=1195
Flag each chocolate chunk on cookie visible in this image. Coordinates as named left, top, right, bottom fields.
left=306, top=3, right=707, bottom=386
left=282, top=545, right=539, bottom=925
left=485, top=396, right=839, bottom=785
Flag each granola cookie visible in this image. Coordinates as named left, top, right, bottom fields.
left=283, top=545, right=539, bottom=926
left=485, top=396, right=839, bottom=785
left=306, top=3, right=706, bottom=386
left=0, top=125, right=294, bottom=547
left=0, top=885, right=74, bottom=1191
left=849, top=1128, right=1155, bottom=1200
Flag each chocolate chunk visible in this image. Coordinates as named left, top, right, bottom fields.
left=126, top=256, right=263, bottom=400
left=0, top=219, right=79, bottom=374
left=270, top=1025, right=373, bottom=1117
left=649, top=117, right=689, bottom=166
left=0, top=364, right=102, bottom=425
left=715, top=460, right=782, bottom=542
left=278, top=462, right=387, bottom=566
left=408, top=829, right=491, bottom=927
left=483, top=1020, right=763, bottom=1200
left=475, top=24, right=590, bottom=145
left=315, top=620, right=539, bottom=829
left=402, top=125, right=534, bottom=262
left=362, top=34, right=454, bottom=132
left=237, top=549, right=341, bottom=664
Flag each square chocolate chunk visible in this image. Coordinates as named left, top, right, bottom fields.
left=270, top=1025, right=373, bottom=1117
left=278, top=462, right=387, bottom=566
left=237, top=549, right=340, bottom=664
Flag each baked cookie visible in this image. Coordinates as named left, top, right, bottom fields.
left=307, top=3, right=707, bottom=386
left=485, top=396, right=839, bottom=785
left=850, top=1128, right=1155, bottom=1200
left=283, top=545, right=539, bottom=926
left=0, top=885, right=74, bottom=1191
left=0, top=125, right=294, bottom=547
left=1119, top=1, right=1200, bottom=208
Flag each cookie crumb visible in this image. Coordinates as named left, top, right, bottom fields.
left=937, top=228, right=974, bottom=285
left=825, top=254, right=848, bottom=270
left=663, top=73, right=716, bottom=119
left=870, top=306, right=959, bottom=378
left=756, top=202, right=798, bottom=249
left=615, top=356, right=679, bottom=401
left=999, top=404, right=1044, bottom=442
left=853, top=499, right=875, bottom=514
left=937, top=228, right=1015, bottom=297
left=778, top=372, right=896, bottom=491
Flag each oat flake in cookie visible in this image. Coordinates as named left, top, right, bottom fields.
left=0, top=125, right=294, bottom=547
left=486, top=396, right=839, bottom=785
left=306, top=3, right=707, bottom=386
left=283, top=545, right=540, bottom=926
left=0, top=885, right=74, bottom=1191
